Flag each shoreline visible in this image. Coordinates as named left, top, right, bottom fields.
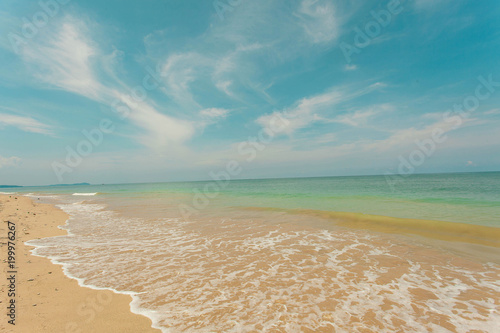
left=0, top=194, right=160, bottom=333
left=239, top=206, right=500, bottom=247
left=2, top=193, right=499, bottom=331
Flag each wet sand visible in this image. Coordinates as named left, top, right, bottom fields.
left=3, top=194, right=499, bottom=332
left=0, top=195, right=159, bottom=333
left=28, top=198, right=499, bottom=332
left=240, top=206, right=500, bottom=248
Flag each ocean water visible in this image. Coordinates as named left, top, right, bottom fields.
left=11, top=172, right=500, bottom=332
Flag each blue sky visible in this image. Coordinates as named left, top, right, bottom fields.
left=0, top=0, right=499, bottom=185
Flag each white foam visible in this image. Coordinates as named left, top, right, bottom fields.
left=23, top=193, right=61, bottom=199
left=72, top=192, right=98, bottom=196
left=25, top=200, right=500, bottom=333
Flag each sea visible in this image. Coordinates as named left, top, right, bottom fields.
left=5, top=172, right=500, bottom=332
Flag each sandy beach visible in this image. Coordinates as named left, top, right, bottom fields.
left=0, top=195, right=159, bottom=333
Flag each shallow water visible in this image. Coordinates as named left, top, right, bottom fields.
left=26, top=199, right=500, bottom=332
left=17, top=172, right=500, bottom=227
left=20, top=173, right=500, bottom=332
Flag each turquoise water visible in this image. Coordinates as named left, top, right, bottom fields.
left=16, top=171, right=500, bottom=331
left=8, top=171, right=500, bottom=227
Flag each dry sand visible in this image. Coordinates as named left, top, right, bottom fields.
left=0, top=194, right=160, bottom=333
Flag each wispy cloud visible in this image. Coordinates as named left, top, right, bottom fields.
left=256, top=89, right=342, bottom=135
left=158, top=44, right=265, bottom=108
left=295, top=0, right=339, bottom=43
left=0, top=112, right=53, bottom=135
left=198, top=107, right=232, bottom=128
left=2, top=0, right=498, bottom=184
left=331, top=105, right=386, bottom=127
left=20, top=19, right=103, bottom=100
left=146, top=0, right=349, bottom=118
left=362, top=117, right=468, bottom=152
left=256, top=83, right=386, bottom=135
left=17, top=16, right=196, bottom=150
left=160, top=52, right=207, bottom=111
left=110, top=91, right=195, bottom=149
left=212, top=43, right=264, bottom=99
left=0, top=155, right=21, bottom=168
left=200, top=108, right=230, bottom=119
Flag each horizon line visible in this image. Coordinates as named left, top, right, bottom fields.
left=9, top=169, right=500, bottom=188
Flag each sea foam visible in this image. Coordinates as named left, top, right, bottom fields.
left=25, top=200, right=500, bottom=332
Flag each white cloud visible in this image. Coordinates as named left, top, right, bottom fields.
left=160, top=52, right=207, bottom=110
left=332, top=108, right=380, bottom=127
left=295, top=0, right=339, bottom=43
left=344, top=64, right=357, bottom=71
left=197, top=108, right=232, bottom=128
left=256, top=83, right=386, bottom=135
left=362, top=117, right=465, bottom=152
left=214, top=44, right=263, bottom=76
left=18, top=16, right=196, bottom=150
left=149, top=0, right=347, bottom=112
left=256, top=89, right=342, bottom=135
left=158, top=43, right=266, bottom=107
left=21, top=19, right=103, bottom=100
left=212, top=43, right=263, bottom=98
left=215, top=80, right=234, bottom=97
left=112, top=92, right=195, bottom=149
left=0, top=113, right=53, bottom=135
left=206, top=0, right=349, bottom=73
left=0, top=155, right=21, bottom=168
left=200, top=108, right=230, bottom=119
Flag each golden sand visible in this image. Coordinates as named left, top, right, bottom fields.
left=2, top=196, right=498, bottom=332
left=0, top=195, right=159, bottom=333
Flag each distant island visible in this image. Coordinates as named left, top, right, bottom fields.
left=0, top=185, right=22, bottom=188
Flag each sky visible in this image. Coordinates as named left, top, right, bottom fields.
left=0, top=0, right=499, bottom=186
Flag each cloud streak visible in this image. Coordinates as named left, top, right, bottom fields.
left=256, top=83, right=386, bottom=135
left=21, top=20, right=103, bottom=100
left=0, top=112, right=53, bottom=135
left=18, top=15, right=196, bottom=150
